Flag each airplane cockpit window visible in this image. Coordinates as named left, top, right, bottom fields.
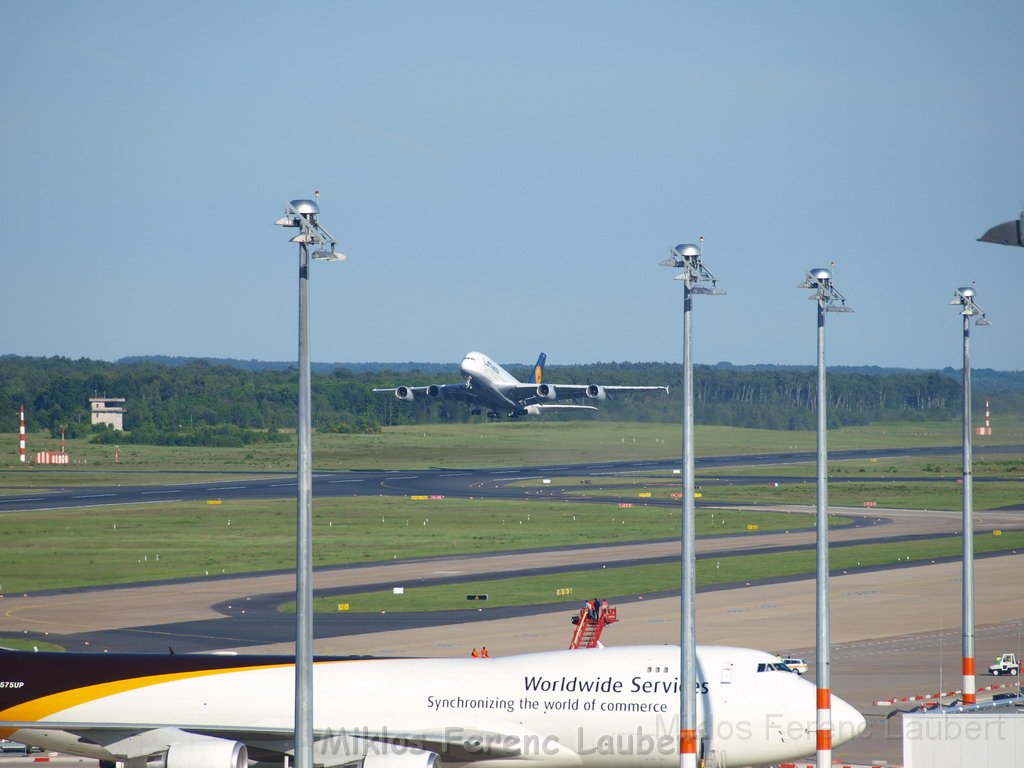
left=757, top=662, right=793, bottom=673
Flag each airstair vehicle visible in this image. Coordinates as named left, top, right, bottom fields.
left=569, top=599, right=618, bottom=649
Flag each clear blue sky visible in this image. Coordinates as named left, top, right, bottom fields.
left=3, top=1, right=1022, bottom=370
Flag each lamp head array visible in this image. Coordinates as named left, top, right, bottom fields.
left=798, top=267, right=853, bottom=313
left=660, top=240, right=724, bottom=295
left=951, top=285, right=991, bottom=326
left=276, top=198, right=348, bottom=262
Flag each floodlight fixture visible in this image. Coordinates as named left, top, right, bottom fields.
left=798, top=267, right=853, bottom=313
left=313, top=250, right=349, bottom=261
left=951, top=285, right=991, bottom=326
left=977, top=211, right=1024, bottom=247
left=661, top=240, right=725, bottom=295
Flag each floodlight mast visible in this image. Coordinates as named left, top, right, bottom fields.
left=275, top=197, right=348, bottom=768
left=661, top=240, right=723, bottom=768
left=797, top=267, right=853, bottom=768
left=949, top=285, right=990, bottom=706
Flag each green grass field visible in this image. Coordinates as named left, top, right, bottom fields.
left=719, top=454, right=1024, bottom=479
left=0, top=637, right=64, bottom=651
left=2, top=420, right=1020, bottom=596
left=4, top=418, right=1023, bottom=477
left=696, top=480, right=1023, bottom=510
left=531, top=477, right=1024, bottom=512
left=0, top=496, right=834, bottom=593
left=306, top=530, right=1024, bottom=613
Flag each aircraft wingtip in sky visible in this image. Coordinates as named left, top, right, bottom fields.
left=374, top=351, right=669, bottom=419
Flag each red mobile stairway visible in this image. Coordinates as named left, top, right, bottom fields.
left=569, top=600, right=618, bottom=649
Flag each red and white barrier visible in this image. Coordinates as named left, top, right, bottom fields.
left=874, top=680, right=1017, bottom=705
left=19, top=405, right=26, bottom=462
left=976, top=399, right=992, bottom=436
left=35, top=451, right=69, bottom=465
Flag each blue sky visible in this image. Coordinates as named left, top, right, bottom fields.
left=3, top=1, right=1022, bottom=370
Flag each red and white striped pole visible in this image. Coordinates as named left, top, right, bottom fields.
left=816, top=688, right=831, bottom=765
left=19, top=405, right=26, bottom=463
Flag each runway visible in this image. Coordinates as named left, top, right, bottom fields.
left=2, top=444, right=1022, bottom=513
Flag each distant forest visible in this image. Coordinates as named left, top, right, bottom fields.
left=2, top=355, right=1022, bottom=446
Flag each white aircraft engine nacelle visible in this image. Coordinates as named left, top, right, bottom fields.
left=395, top=387, right=415, bottom=402
left=426, top=385, right=442, bottom=399
left=536, top=383, right=557, bottom=400
left=585, top=384, right=607, bottom=401
left=155, top=739, right=247, bottom=768
left=361, top=747, right=440, bottom=768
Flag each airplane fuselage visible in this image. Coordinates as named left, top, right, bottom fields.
left=459, top=352, right=527, bottom=414
left=1, top=645, right=865, bottom=768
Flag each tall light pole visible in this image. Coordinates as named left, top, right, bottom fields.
left=949, top=285, right=990, bottom=706
left=797, top=267, right=852, bottom=768
left=275, top=197, right=348, bottom=768
left=661, top=240, right=723, bottom=768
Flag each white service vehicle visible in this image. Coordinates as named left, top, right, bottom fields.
left=779, top=657, right=808, bottom=675
left=989, top=652, right=1020, bottom=676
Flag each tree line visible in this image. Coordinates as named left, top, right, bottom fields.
left=1, top=355, right=1020, bottom=446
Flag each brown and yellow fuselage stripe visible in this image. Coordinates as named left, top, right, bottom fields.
left=0, top=651, right=377, bottom=738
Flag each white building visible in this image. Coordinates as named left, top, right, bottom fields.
left=89, top=397, right=126, bottom=431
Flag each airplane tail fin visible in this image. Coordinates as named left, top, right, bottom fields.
left=531, top=353, right=547, bottom=385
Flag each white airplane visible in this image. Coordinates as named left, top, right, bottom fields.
left=374, top=352, right=669, bottom=419
left=0, top=645, right=865, bottom=768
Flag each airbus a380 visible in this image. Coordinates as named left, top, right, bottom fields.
left=0, top=645, right=865, bottom=768
left=374, top=352, right=669, bottom=419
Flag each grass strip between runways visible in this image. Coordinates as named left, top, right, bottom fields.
left=305, top=531, right=1024, bottom=613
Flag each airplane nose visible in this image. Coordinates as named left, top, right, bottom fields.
left=830, top=693, right=867, bottom=746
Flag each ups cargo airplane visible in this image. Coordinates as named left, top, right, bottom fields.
left=0, top=645, right=865, bottom=768
left=374, top=352, right=668, bottom=419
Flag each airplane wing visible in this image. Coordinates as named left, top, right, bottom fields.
left=372, top=384, right=477, bottom=404
left=530, top=404, right=598, bottom=411
left=509, top=383, right=669, bottom=404
left=0, top=721, right=542, bottom=765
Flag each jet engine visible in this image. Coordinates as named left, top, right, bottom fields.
left=361, top=747, right=440, bottom=768
left=394, top=387, right=415, bottom=402
left=535, top=384, right=557, bottom=400
left=426, top=385, right=442, bottom=399
left=585, top=385, right=606, bottom=401
left=139, top=739, right=247, bottom=768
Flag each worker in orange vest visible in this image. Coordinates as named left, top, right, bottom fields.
left=471, top=648, right=480, bottom=658
left=480, top=647, right=490, bottom=658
